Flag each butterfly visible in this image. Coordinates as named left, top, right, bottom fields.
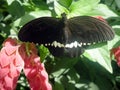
left=18, top=13, right=114, bottom=57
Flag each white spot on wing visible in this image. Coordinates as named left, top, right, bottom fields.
left=73, top=41, right=78, bottom=48
left=51, top=41, right=64, bottom=48
left=65, top=41, right=82, bottom=48
left=45, top=44, right=47, bottom=46
left=78, top=43, right=82, bottom=47
left=43, top=41, right=93, bottom=48
left=87, top=43, right=91, bottom=45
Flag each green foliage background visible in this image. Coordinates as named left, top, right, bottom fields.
left=1, top=0, right=120, bottom=90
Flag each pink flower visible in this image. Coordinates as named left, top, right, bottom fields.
left=111, top=46, right=120, bottom=66
left=0, top=38, right=52, bottom=90
left=0, top=38, right=24, bottom=90
left=19, top=43, right=52, bottom=90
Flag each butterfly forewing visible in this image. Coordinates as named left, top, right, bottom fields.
left=66, top=16, right=114, bottom=44
left=18, top=17, right=65, bottom=44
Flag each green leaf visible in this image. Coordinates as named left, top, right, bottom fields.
left=108, top=35, right=120, bottom=49
left=31, top=0, right=49, bottom=10
left=69, top=0, right=100, bottom=17
left=51, top=57, right=79, bottom=77
left=8, top=1, right=25, bottom=19
left=86, top=42, right=107, bottom=49
left=54, top=0, right=69, bottom=17
left=53, top=69, right=77, bottom=90
left=84, top=45, right=113, bottom=73
left=58, top=0, right=72, bottom=8
left=6, top=0, right=15, bottom=5
left=115, top=0, right=120, bottom=9
left=74, top=55, right=114, bottom=90
left=94, top=76, right=113, bottom=90
left=13, top=10, right=51, bottom=27
left=107, top=17, right=120, bottom=26
left=38, top=45, right=50, bottom=62
left=67, top=68, right=80, bottom=83
left=93, top=4, right=118, bottom=18
left=108, top=26, right=120, bottom=49
left=114, top=26, right=120, bottom=36
left=53, top=77, right=64, bottom=90
left=76, top=82, right=99, bottom=90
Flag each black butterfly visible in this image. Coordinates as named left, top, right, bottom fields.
left=18, top=13, right=114, bottom=57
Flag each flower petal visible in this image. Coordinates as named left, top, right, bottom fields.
left=23, top=43, right=52, bottom=90
left=111, top=46, right=120, bottom=66
left=0, top=48, right=10, bottom=67
left=0, top=67, right=9, bottom=79
left=0, top=38, right=24, bottom=90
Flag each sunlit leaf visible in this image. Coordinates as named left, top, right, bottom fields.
left=51, top=57, right=79, bottom=77
left=54, top=0, right=69, bottom=17
left=13, top=10, right=51, bottom=27
left=84, top=45, right=113, bottom=73
left=38, top=45, right=50, bottom=62
left=108, top=26, right=120, bottom=49
left=53, top=77, right=64, bottom=90
left=69, top=0, right=100, bottom=17
left=58, top=0, right=72, bottom=8
left=94, top=4, right=118, bottom=18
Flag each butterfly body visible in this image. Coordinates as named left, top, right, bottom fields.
left=18, top=14, right=114, bottom=57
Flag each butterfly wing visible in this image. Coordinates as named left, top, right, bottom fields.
left=62, top=16, right=115, bottom=57
left=18, top=17, right=65, bottom=44
left=18, top=17, right=67, bottom=57
left=66, top=16, right=114, bottom=44
left=18, top=15, right=115, bottom=57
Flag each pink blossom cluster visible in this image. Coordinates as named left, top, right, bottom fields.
left=0, top=38, right=52, bottom=90
left=111, top=46, right=120, bottom=67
